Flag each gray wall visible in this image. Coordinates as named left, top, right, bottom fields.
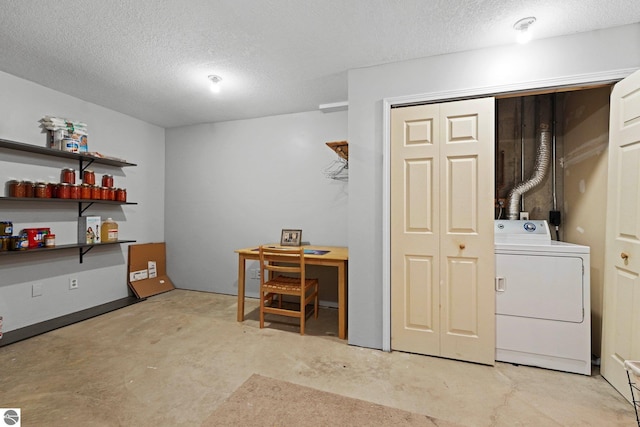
left=164, top=110, right=348, bottom=304
left=0, top=71, right=165, bottom=332
left=347, top=24, right=640, bottom=349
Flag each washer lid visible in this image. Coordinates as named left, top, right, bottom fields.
left=495, top=220, right=551, bottom=245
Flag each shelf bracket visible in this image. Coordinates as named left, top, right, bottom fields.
left=79, top=246, right=94, bottom=263
left=79, top=202, right=94, bottom=216
left=80, top=158, right=95, bottom=174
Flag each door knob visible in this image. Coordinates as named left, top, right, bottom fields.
left=459, top=243, right=466, bottom=250
left=621, top=252, right=629, bottom=261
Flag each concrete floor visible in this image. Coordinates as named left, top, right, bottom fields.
left=0, top=289, right=636, bottom=426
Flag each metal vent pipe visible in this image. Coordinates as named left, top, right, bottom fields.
left=507, top=123, right=551, bottom=219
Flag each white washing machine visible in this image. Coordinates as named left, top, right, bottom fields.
left=495, top=220, right=591, bottom=375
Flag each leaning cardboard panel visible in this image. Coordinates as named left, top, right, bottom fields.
left=128, top=242, right=174, bottom=298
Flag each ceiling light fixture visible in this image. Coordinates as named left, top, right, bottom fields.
left=208, top=75, right=223, bottom=93
left=514, top=17, right=536, bottom=44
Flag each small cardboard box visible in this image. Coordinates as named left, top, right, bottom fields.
left=78, top=216, right=101, bottom=244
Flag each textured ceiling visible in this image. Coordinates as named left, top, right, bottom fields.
left=0, top=1, right=639, bottom=128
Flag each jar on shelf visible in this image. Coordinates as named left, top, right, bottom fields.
left=100, top=186, right=109, bottom=200
left=101, top=174, right=114, bottom=188
left=8, top=180, right=25, bottom=198
left=91, top=185, right=101, bottom=200
left=44, top=234, right=56, bottom=247
left=116, top=188, right=127, bottom=202
left=57, top=182, right=71, bottom=199
left=0, top=221, right=12, bottom=236
left=0, top=236, right=10, bottom=251
left=23, top=181, right=35, bottom=198
left=47, top=182, right=57, bottom=198
left=80, top=183, right=92, bottom=199
left=83, top=169, right=95, bottom=185
left=11, top=234, right=28, bottom=251
left=34, top=182, right=48, bottom=198
left=61, top=168, right=76, bottom=184
left=69, top=184, right=80, bottom=199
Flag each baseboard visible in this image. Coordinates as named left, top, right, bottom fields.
left=0, top=296, right=142, bottom=347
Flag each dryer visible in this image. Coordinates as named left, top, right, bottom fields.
left=495, top=220, right=591, bottom=375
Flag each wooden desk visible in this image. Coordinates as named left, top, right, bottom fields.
left=235, top=245, right=348, bottom=339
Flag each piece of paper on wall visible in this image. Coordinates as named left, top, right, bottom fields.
left=148, top=261, right=157, bottom=278
left=130, top=269, right=149, bottom=282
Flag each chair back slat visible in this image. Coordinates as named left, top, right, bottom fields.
left=259, top=246, right=306, bottom=281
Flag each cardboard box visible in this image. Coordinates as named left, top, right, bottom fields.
left=127, top=242, right=175, bottom=298
left=78, top=216, right=101, bottom=244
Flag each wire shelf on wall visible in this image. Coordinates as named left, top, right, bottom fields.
left=324, top=140, right=348, bottom=181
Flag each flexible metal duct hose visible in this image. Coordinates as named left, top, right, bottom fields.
left=507, top=124, right=551, bottom=219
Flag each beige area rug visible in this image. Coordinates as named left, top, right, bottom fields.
left=203, top=374, right=462, bottom=427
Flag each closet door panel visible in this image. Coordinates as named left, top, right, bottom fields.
left=391, top=104, right=440, bottom=355
left=440, top=98, right=495, bottom=365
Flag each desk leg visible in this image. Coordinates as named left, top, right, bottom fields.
left=237, top=254, right=246, bottom=322
left=338, top=261, right=347, bottom=340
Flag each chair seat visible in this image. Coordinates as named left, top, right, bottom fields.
left=263, top=275, right=318, bottom=293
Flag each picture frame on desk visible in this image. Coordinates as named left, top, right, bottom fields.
left=280, top=229, right=302, bottom=246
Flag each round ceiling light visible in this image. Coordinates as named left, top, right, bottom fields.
left=208, top=75, right=223, bottom=93
left=514, top=17, right=536, bottom=44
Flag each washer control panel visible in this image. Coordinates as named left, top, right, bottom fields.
left=495, top=220, right=551, bottom=244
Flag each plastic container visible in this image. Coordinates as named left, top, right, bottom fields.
left=100, top=218, right=118, bottom=243
left=44, top=234, right=56, bottom=247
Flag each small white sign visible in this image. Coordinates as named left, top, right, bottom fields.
left=148, top=261, right=157, bottom=279
left=129, top=269, right=149, bottom=282
left=1, top=408, right=21, bottom=426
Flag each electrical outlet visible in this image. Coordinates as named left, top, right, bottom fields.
left=250, top=269, right=260, bottom=280
left=69, top=277, right=79, bottom=290
left=32, top=283, right=43, bottom=297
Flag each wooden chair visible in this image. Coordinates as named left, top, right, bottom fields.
left=258, top=245, right=319, bottom=335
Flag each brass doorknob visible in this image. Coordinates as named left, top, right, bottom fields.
left=621, top=252, right=629, bottom=261
left=459, top=243, right=466, bottom=250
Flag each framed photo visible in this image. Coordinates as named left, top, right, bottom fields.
left=280, top=229, right=302, bottom=246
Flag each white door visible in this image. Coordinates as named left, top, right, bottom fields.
left=391, top=98, right=495, bottom=365
left=601, top=68, right=640, bottom=400
left=390, top=104, right=441, bottom=356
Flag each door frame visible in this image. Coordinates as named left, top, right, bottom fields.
left=381, top=68, right=636, bottom=352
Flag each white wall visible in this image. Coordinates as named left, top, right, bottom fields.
left=165, top=110, right=348, bottom=302
left=347, top=24, right=640, bottom=348
left=0, top=71, right=165, bottom=332
left=562, top=87, right=611, bottom=357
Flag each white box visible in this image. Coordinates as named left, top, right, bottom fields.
left=78, top=216, right=101, bottom=244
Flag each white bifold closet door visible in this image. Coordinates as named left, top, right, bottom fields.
left=390, top=97, right=495, bottom=365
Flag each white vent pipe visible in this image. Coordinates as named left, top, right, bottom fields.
left=507, top=124, right=551, bottom=220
